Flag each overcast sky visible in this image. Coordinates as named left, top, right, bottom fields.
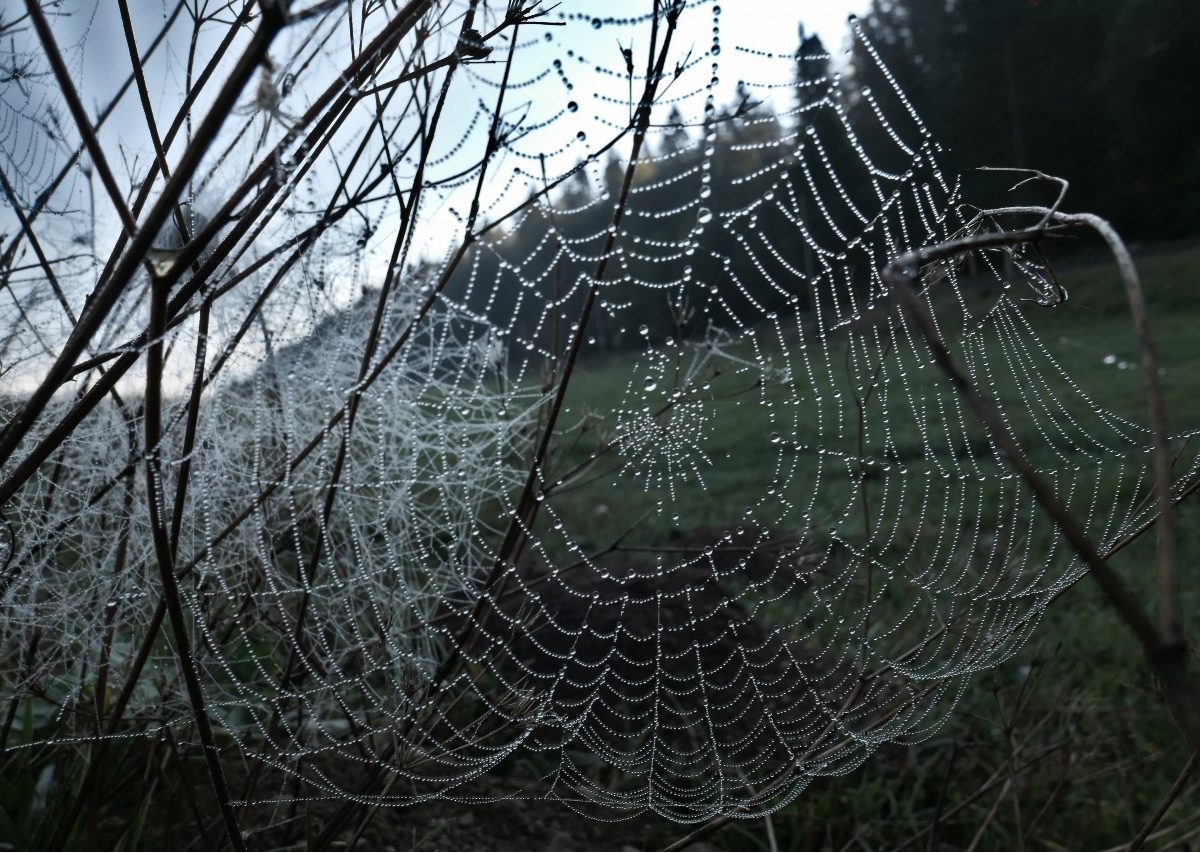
left=20, top=1, right=870, bottom=244
left=9, top=1, right=867, bottom=263
left=0, top=1, right=872, bottom=392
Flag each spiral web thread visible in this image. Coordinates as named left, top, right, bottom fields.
left=1, top=0, right=1197, bottom=827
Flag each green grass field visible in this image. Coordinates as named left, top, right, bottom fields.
left=532, top=242, right=1200, bottom=849
left=3, top=244, right=1197, bottom=850
left=547, top=243, right=1200, bottom=549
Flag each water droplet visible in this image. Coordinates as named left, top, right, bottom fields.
left=696, top=207, right=714, bottom=224
left=567, top=100, right=578, bottom=113
left=146, top=248, right=179, bottom=277
left=591, top=17, right=602, bottom=29
left=770, top=432, right=781, bottom=444
left=643, top=378, right=658, bottom=392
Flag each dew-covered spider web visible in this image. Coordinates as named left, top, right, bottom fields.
left=2, top=0, right=1198, bottom=831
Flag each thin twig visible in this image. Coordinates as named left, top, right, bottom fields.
left=22, top=0, right=138, bottom=237
left=1126, top=751, right=1200, bottom=851
left=883, top=208, right=1200, bottom=753
left=0, top=2, right=288, bottom=483
left=313, top=3, right=686, bottom=844
left=143, top=270, right=244, bottom=849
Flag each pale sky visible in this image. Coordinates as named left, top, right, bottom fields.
left=0, top=1, right=870, bottom=392
left=403, top=1, right=872, bottom=253
left=722, top=0, right=869, bottom=58
left=17, top=0, right=870, bottom=255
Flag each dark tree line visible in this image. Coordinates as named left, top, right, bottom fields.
left=444, top=0, right=1199, bottom=356
left=855, top=0, right=1200, bottom=239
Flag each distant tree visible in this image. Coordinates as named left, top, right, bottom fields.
left=659, top=104, right=693, bottom=157
left=1097, top=0, right=1200, bottom=235
left=849, top=0, right=1200, bottom=239
left=794, top=24, right=831, bottom=122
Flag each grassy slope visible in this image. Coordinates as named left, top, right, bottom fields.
left=4, top=246, right=1197, bottom=849
left=537, top=243, right=1200, bottom=849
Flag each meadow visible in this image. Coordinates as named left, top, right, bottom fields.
left=535, top=241, right=1200, bottom=850
left=3, top=0, right=1195, bottom=847
left=2, top=243, right=1197, bottom=851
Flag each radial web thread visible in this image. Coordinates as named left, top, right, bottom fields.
left=1, top=0, right=1197, bottom=825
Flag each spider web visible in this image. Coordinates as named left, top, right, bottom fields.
left=1, top=0, right=1196, bottom=830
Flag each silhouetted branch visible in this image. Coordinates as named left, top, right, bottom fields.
left=883, top=203, right=1200, bottom=754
